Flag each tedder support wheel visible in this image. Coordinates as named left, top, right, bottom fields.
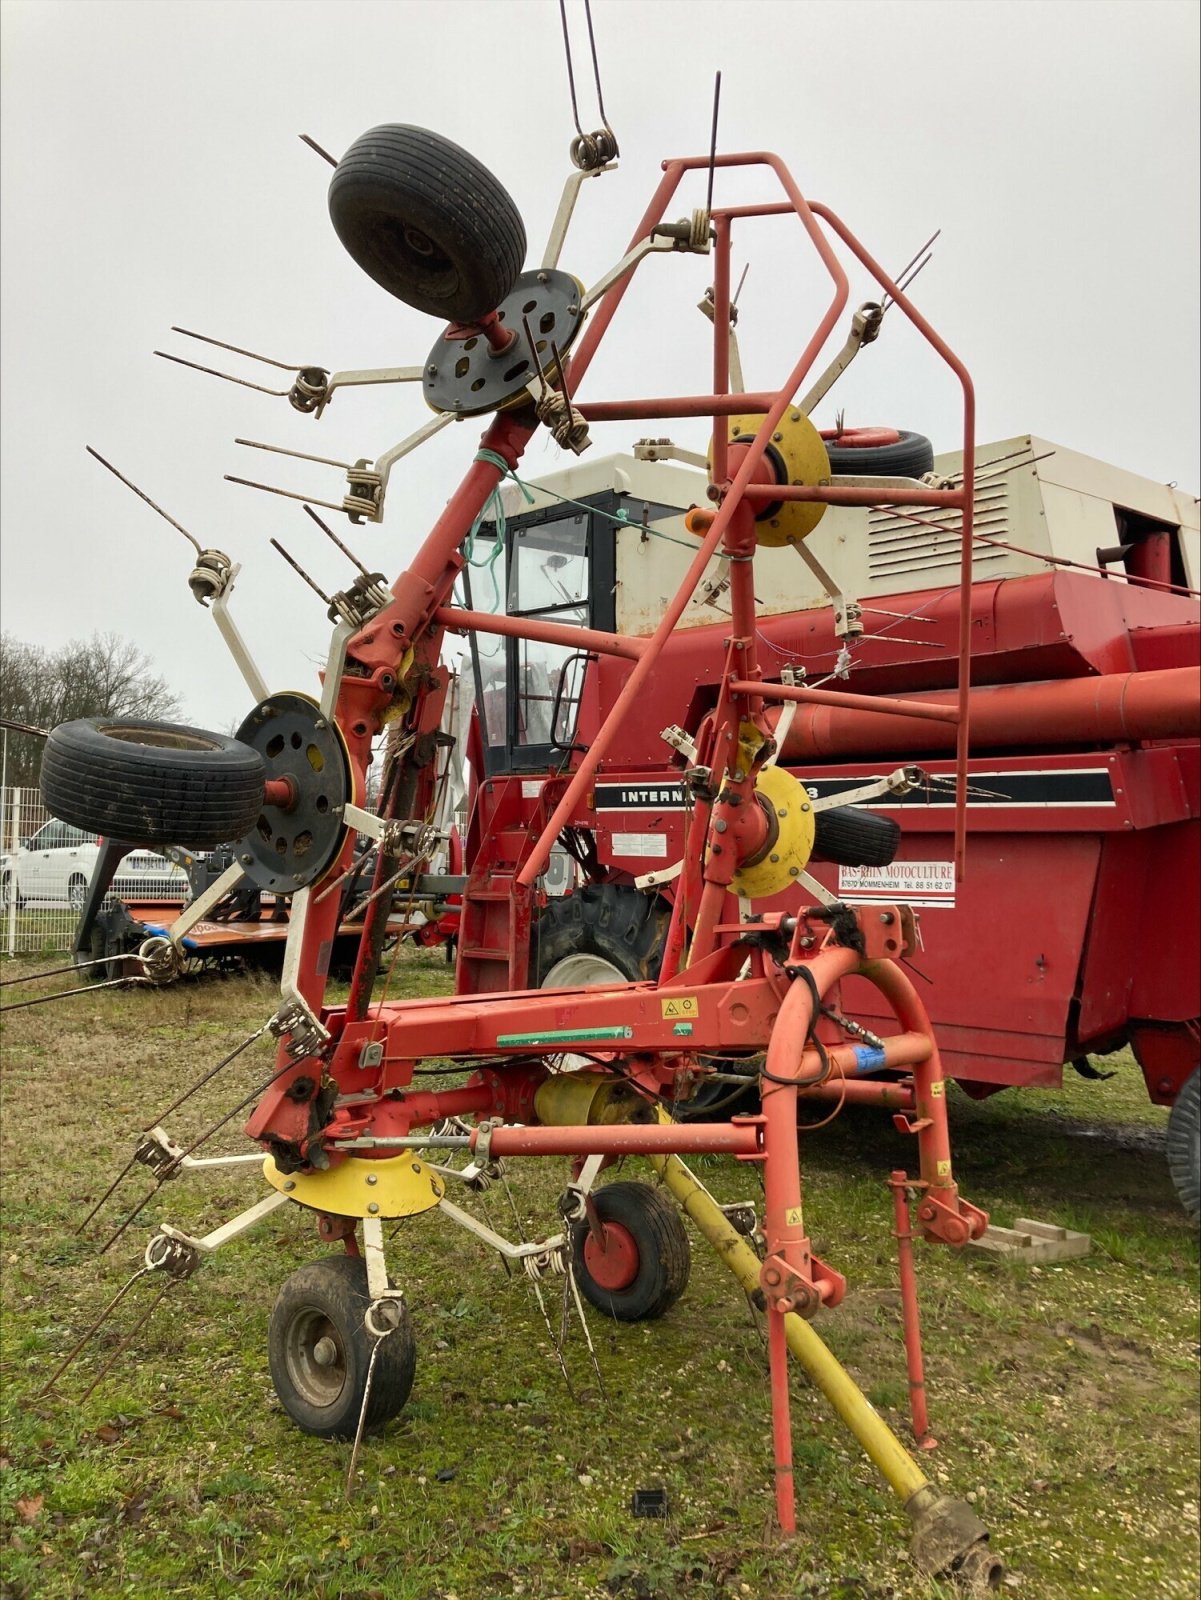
left=328, top=125, right=527, bottom=322
left=267, top=1255, right=417, bottom=1440
left=533, top=882, right=670, bottom=989
left=825, top=429, right=934, bottom=479
left=41, top=717, right=266, bottom=852
left=1167, top=1068, right=1201, bottom=1220
left=811, top=804, right=902, bottom=868
left=572, top=1182, right=691, bottom=1322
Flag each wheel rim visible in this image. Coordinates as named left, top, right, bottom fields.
left=69, top=878, right=86, bottom=911
left=583, top=1220, right=640, bottom=1291
left=540, top=952, right=627, bottom=989
left=282, top=1306, right=348, bottom=1408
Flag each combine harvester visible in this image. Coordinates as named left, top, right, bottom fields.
left=451, top=436, right=1200, bottom=1209
left=17, top=42, right=1195, bottom=1584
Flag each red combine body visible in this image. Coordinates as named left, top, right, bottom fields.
left=455, top=440, right=1200, bottom=1148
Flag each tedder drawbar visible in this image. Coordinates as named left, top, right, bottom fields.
left=31, top=110, right=1010, bottom=1587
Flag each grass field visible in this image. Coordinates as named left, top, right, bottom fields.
left=1, top=949, right=1197, bottom=1600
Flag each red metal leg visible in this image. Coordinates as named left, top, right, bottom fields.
left=889, top=1171, right=937, bottom=1451
left=767, top=1304, right=796, bottom=1535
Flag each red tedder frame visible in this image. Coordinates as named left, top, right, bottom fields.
left=244, top=151, right=986, bottom=1534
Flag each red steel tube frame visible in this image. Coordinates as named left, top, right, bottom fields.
left=890, top=1171, right=935, bottom=1450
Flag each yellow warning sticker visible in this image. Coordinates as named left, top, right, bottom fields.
left=661, top=995, right=699, bottom=1021
left=930, top=1080, right=945, bottom=1097
left=786, top=1206, right=804, bottom=1228
left=936, top=1159, right=951, bottom=1177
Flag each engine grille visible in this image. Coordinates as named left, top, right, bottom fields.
left=867, top=479, right=1010, bottom=582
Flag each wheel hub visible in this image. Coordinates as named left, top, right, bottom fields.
left=232, top=692, right=352, bottom=894
left=583, top=1220, right=640, bottom=1291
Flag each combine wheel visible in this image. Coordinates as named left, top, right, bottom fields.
left=328, top=125, right=527, bottom=322
left=533, top=882, right=669, bottom=989
left=268, top=1256, right=417, bottom=1440
left=1167, top=1069, right=1201, bottom=1221
left=572, top=1182, right=691, bottom=1322
left=41, top=718, right=266, bottom=851
left=825, top=429, right=934, bottom=479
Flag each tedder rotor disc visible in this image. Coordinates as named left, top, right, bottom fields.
left=233, top=692, right=353, bottom=895
left=423, top=268, right=584, bottom=417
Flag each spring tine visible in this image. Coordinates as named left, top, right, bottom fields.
left=300, top=133, right=338, bottom=168
left=501, top=1172, right=575, bottom=1397
left=732, top=262, right=750, bottom=308
left=705, top=71, right=722, bottom=216
left=269, top=539, right=334, bottom=605
left=84, top=447, right=204, bottom=555
left=143, top=1020, right=271, bottom=1131
left=478, top=1196, right=513, bottom=1279
left=96, top=1181, right=165, bottom=1258
left=171, top=326, right=302, bottom=372
left=344, top=1330, right=389, bottom=1495
left=234, top=438, right=352, bottom=472
left=154, top=350, right=290, bottom=397
left=36, top=1266, right=151, bottom=1396
left=581, top=0, right=613, bottom=135
left=76, top=1151, right=142, bottom=1237
left=1, top=977, right=152, bottom=1013
left=538, top=1272, right=575, bottom=1401
left=567, top=1258, right=606, bottom=1398
left=557, top=0, right=585, bottom=139
left=76, top=1279, right=175, bottom=1404
left=226, top=475, right=346, bottom=514
left=303, top=504, right=371, bottom=577
left=1, top=953, right=141, bottom=987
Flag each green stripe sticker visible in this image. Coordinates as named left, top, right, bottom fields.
left=496, top=1026, right=635, bottom=1046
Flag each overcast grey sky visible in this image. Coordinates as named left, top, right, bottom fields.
left=1, top=0, right=1197, bottom=733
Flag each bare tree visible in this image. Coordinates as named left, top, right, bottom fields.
left=0, top=632, right=183, bottom=788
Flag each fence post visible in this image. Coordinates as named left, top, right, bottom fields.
left=4, top=788, right=20, bottom=958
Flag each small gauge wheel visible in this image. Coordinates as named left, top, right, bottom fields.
left=268, top=1255, right=416, bottom=1440
left=571, top=1182, right=691, bottom=1322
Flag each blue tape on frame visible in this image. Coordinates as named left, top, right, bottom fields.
left=852, top=1044, right=887, bottom=1075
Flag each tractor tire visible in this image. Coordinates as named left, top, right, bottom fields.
left=1167, top=1068, right=1201, bottom=1221
left=811, top=805, right=901, bottom=868
left=571, top=1181, right=691, bottom=1322
left=41, top=717, right=266, bottom=852
left=532, top=882, right=669, bottom=990
left=268, top=1255, right=417, bottom=1440
left=328, top=125, right=526, bottom=322
left=825, top=429, right=934, bottom=479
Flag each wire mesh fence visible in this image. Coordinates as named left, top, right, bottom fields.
left=1, top=787, right=189, bottom=957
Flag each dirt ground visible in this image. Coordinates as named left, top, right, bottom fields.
left=1, top=949, right=1198, bottom=1599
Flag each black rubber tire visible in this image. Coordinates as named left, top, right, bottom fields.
left=811, top=805, right=901, bottom=868
left=572, top=1182, right=691, bottom=1322
left=825, top=430, right=934, bottom=479
left=329, top=125, right=526, bottom=322
left=41, top=717, right=266, bottom=852
left=1167, top=1068, right=1201, bottom=1221
left=532, top=882, right=670, bottom=988
left=267, top=1255, right=417, bottom=1440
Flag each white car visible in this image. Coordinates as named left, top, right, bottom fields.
left=0, top=819, right=188, bottom=911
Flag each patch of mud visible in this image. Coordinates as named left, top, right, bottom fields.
left=1013, top=1111, right=1166, bottom=1157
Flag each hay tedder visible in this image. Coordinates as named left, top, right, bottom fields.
left=25, top=109, right=1034, bottom=1587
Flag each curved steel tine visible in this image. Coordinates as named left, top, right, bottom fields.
left=154, top=350, right=290, bottom=397
left=76, top=1279, right=175, bottom=1404
left=36, top=1265, right=151, bottom=1396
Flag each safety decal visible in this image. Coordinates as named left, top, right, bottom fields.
left=661, top=995, right=699, bottom=1020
